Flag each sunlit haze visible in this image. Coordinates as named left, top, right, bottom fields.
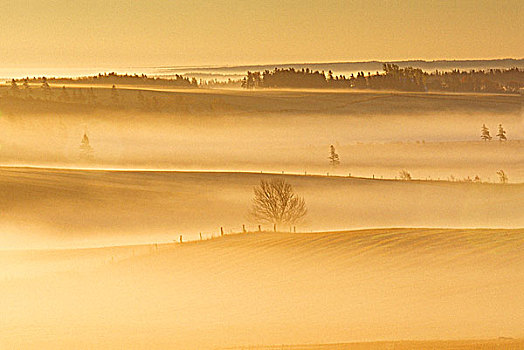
left=1, top=1, right=523, bottom=349
left=0, top=0, right=522, bottom=68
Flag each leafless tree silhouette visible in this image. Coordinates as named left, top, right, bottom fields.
left=399, top=170, right=412, bottom=180
left=251, top=178, right=307, bottom=228
left=496, top=170, right=508, bottom=184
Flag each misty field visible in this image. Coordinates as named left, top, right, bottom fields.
left=1, top=228, right=523, bottom=349
left=0, top=167, right=523, bottom=248
left=1, top=86, right=523, bottom=181
left=2, top=0, right=523, bottom=348
left=1, top=85, right=523, bottom=349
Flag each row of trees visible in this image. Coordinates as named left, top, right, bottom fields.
left=481, top=124, right=507, bottom=141
left=5, top=79, right=164, bottom=112
left=242, top=66, right=523, bottom=93
left=9, top=77, right=99, bottom=103
left=13, top=72, right=198, bottom=88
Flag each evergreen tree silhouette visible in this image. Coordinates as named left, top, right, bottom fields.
left=329, top=145, right=340, bottom=166
left=496, top=124, right=507, bottom=141
left=481, top=124, right=492, bottom=141
left=80, top=132, right=94, bottom=160
left=111, top=85, right=119, bottom=104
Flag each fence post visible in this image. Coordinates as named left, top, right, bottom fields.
left=220, top=227, right=224, bottom=236
left=258, top=225, right=261, bottom=232
left=199, top=233, right=202, bottom=240
left=294, top=226, right=296, bottom=233
left=179, top=235, right=183, bottom=243
left=273, top=223, right=277, bottom=232
left=242, top=224, right=246, bottom=233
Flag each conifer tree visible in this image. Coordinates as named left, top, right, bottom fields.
left=328, top=145, right=340, bottom=166
left=10, top=79, right=19, bottom=94
left=496, top=124, right=507, bottom=141
left=481, top=124, right=492, bottom=141
left=60, top=86, right=69, bottom=102
left=41, top=77, right=50, bottom=89
left=111, top=85, right=119, bottom=104
left=80, top=132, right=94, bottom=160
left=41, top=77, right=52, bottom=99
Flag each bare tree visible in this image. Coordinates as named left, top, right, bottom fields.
left=399, top=170, right=412, bottom=180
left=251, top=178, right=307, bottom=228
left=496, top=170, right=508, bottom=184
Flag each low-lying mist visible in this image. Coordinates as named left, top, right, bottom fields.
left=0, top=107, right=522, bottom=181
left=1, top=87, right=522, bottom=248
left=1, top=86, right=523, bottom=350
left=0, top=167, right=522, bottom=249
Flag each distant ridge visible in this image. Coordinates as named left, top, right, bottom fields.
left=157, top=58, right=524, bottom=74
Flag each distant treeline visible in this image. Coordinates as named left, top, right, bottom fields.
left=14, top=72, right=199, bottom=88
left=1, top=79, right=234, bottom=114
left=242, top=65, right=524, bottom=93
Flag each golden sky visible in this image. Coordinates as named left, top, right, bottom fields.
left=0, top=0, right=522, bottom=68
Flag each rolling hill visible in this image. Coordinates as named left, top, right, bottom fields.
left=1, top=228, right=523, bottom=349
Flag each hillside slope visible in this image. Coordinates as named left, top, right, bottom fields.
left=1, top=167, right=523, bottom=248
left=1, top=228, right=523, bottom=349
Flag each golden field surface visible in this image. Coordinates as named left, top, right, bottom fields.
left=223, top=339, right=524, bottom=350
left=1, top=228, right=523, bottom=349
